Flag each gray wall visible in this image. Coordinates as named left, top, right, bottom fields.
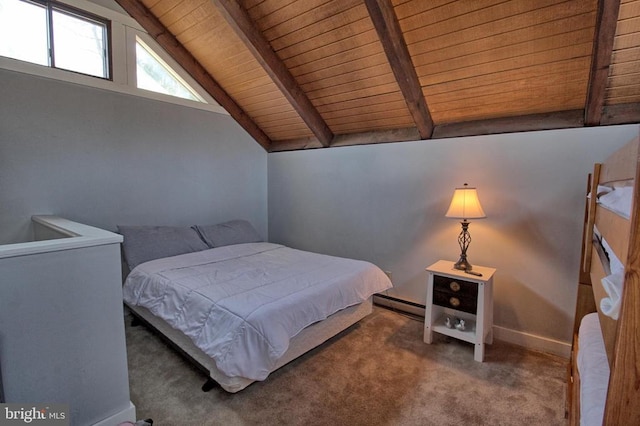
left=1, top=242, right=133, bottom=425
left=0, top=68, right=267, bottom=244
left=2, top=63, right=639, bottom=353
left=268, top=125, right=639, bottom=347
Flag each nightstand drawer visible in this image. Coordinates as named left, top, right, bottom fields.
left=432, top=290, right=477, bottom=314
left=433, top=275, right=478, bottom=298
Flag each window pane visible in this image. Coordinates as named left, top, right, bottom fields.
left=0, top=0, right=48, bottom=66
left=52, top=9, right=107, bottom=78
left=136, top=41, right=200, bottom=102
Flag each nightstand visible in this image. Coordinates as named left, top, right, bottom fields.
left=423, top=260, right=496, bottom=362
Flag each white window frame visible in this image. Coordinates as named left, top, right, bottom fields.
left=134, top=36, right=205, bottom=102
left=0, top=0, right=227, bottom=115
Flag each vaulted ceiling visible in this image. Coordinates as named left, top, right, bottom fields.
left=115, top=0, right=640, bottom=152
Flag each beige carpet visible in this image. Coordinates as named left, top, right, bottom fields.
left=125, top=306, right=567, bottom=426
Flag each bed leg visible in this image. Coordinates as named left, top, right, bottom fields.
left=202, top=378, right=218, bottom=392
left=130, top=316, right=142, bottom=327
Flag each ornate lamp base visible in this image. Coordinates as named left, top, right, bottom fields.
left=453, top=256, right=472, bottom=271
left=454, top=220, right=474, bottom=271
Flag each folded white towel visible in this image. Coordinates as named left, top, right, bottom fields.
left=600, top=271, right=625, bottom=320
left=598, top=186, right=633, bottom=219
left=587, top=185, right=612, bottom=202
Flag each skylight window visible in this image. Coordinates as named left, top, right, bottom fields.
left=0, top=0, right=109, bottom=79
left=135, top=38, right=203, bottom=102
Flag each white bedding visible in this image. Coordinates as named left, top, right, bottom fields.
left=595, top=226, right=626, bottom=320
left=596, top=184, right=634, bottom=219
left=123, top=242, right=392, bottom=381
left=577, top=313, right=610, bottom=426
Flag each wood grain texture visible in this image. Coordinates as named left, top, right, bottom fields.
left=605, top=0, right=640, bottom=115
left=596, top=207, right=630, bottom=265
left=583, top=164, right=601, bottom=278
left=573, top=283, right=597, bottom=336
left=144, top=0, right=312, bottom=144
left=212, top=0, right=333, bottom=147
left=569, top=333, right=581, bottom=425
left=601, top=102, right=640, bottom=123
left=433, top=110, right=584, bottom=139
left=270, top=126, right=420, bottom=151
left=589, top=244, right=618, bottom=365
left=572, top=135, right=640, bottom=425
left=365, top=0, right=433, bottom=138
left=123, top=0, right=639, bottom=149
left=599, top=135, right=640, bottom=182
left=586, top=0, right=623, bottom=125
left=603, top=134, right=640, bottom=426
left=116, top=0, right=273, bottom=151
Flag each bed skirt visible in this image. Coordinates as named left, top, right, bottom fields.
left=126, top=297, right=373, bottom=392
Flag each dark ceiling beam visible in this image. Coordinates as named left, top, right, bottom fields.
left=365, top=0, right=434, bottom=139
left=270, top=137, right=325, bottom=152
left=584, top=0, right=621, bottom=126
left=331, top=127, right=421, bottom=147
left=212, top=0, right=333, bottom=148
left=271, top=127, right=420, bottom=152
left=273, top=108, right=591, bottom=151
left=433, top=110, right=585, bottom=139
left=114, top=0, right=272, bottom=151
left=601, top=102, right=640, bottom=125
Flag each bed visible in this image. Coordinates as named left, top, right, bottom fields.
left=119, top=220, right=392, bottom=393
left=567, top=132, right=640, bottom=425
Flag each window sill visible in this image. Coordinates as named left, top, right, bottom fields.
left=0, top=56, right=229, bottom=116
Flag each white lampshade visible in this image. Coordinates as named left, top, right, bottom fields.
left=445, top=184, right=486, bottom=219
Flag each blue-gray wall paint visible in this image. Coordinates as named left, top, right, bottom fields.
left=2, top=63, right=640, bottom=351
left=0, top=68, right=267, bottom=244
left=268, top=125, right=639, bottom=346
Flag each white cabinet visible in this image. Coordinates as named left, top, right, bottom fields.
left=423, top=260, right=496, bottom=362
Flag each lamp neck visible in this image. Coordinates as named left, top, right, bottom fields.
left=454, top=220, right=473, bottom=271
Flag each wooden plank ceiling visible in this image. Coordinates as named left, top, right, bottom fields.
left=116, top=0, right=640, bottom=152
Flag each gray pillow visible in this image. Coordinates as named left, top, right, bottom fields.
left=194, top=220, right=262, bottom=248
left=118, top=225, right=209, bottom=270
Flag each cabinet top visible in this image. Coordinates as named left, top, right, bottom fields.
left=426, top=260, right=496, bottom=281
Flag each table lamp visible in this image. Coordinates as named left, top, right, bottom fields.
left=445, top=183, right=486, bottom=271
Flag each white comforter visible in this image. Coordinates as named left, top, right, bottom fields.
left=123, top=242, right=392, bottom=381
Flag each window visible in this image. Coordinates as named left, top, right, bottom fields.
left=0, top=0, right=109, bottom=79
left=0, top=0, right=225, bottom=114
left=135, top=37, right=203, bottom=102
left=0, top=0, right=48, bottom=66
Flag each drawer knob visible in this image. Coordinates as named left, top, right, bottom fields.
left=449, top=281, right=461, bottom=292
left=449, top=297, right=460, bottom=307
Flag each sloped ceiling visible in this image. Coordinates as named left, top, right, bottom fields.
left=115, top=0, right=640, bottom=152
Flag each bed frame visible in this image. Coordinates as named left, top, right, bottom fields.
left=567, top=132, right=640, bottom=425
left=126, top=297, right=373, bottom=393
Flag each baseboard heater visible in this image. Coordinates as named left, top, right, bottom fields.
left=374, top=294, right=426, bottom=318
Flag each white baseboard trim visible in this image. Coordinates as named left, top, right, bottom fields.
left=374, top=294, right=571, bottom=359
left=492, top=325, right=571, bottom=359
left=93, top=401, right=136, bottom=426
left=374, top=295, right=425, bottom=318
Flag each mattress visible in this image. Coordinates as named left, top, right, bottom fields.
left=577, top=313, right=610, bottom=426
left=123, top=242, right=392, bottom=381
